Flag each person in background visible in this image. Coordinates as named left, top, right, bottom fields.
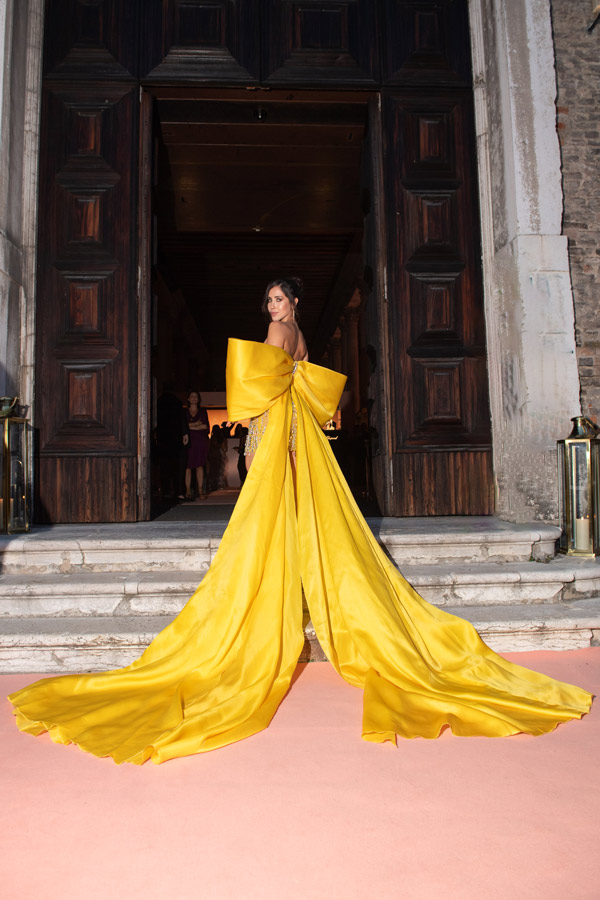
left=183, top=391, right=209, bottom=500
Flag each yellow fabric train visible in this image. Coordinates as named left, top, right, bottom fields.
left=8, top=339, right=593, bottom=764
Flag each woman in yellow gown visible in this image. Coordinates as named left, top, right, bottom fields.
left=8, top=279, right=593, bottom=765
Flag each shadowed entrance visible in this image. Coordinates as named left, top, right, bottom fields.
left=149, top=91, right=374, bottom=514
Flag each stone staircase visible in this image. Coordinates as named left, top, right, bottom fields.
left=1, top=517, right=599, bottom=673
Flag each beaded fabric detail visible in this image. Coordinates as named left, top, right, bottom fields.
left=244, top=361, right=299, bottom=455
left=288, top=399, right=297, bottom=451
left=244, top=409, right=269, bottom=455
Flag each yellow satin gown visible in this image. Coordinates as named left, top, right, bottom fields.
left=8, top=339, right=593, bottom=764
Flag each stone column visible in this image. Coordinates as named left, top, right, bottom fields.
left=0, top=0, right=44, bottom=410
left=469, top=0, right=580, bottom=522
left=0, top=0, right=44, bottom=520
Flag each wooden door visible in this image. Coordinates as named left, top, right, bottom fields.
left=36, top=3, right=141, bottom=522
left=381, top=90, right=492, bottom=515
left=35, top=0, right=491, bottom=521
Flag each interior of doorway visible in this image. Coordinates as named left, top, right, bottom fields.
left=146, top=88, right=379, bottom=519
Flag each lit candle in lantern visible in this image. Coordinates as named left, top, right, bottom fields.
left=575, top=516, right=590, bottom=550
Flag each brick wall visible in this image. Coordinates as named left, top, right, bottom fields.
left=551, top=1, right=600, bottom=421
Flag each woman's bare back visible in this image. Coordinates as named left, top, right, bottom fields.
left=265, top=321, right=308, bottom=361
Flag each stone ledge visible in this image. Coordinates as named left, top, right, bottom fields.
left=371, top=518, right=560, bottom=563
left=1, top=555, right=598, bottom=617
left=0, top=615, right=171, bottom=674
left=0, top=540, right=216, bottom=575
left=2, top=599, right=599, bottom=673
left=0, top=517, right=562, bottom=574
left=447, top=599, right=600, bottom=652
left=0, top=572, right=204, bottom=618
left=405, top=558, right=600, bottom=606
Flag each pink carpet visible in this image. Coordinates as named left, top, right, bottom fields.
left=2, top=650, right=599, bottom=900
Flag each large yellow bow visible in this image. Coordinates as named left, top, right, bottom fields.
left=226, top=338, right=346, bottom=425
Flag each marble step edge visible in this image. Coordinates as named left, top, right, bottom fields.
left=2, top=599, right=599, bottom=673
left=0, top=520, right=561, bottom=572
left=0, top=518, right=558, bottom=548
left=1, top=559, right=599, bottom=616
left=371, top=520, right=560, bottom=562
left=0, top=544, right=215, bottom=575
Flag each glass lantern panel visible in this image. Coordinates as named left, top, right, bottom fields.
left=557, top=442, right=567, bottom=552
left=0, top=420, right=5, bottom=531
left=567, top=440, right=592, bottom=552
left=593, top=442, right=600, bottom=552
left=7, top=420, right=27, bottom=532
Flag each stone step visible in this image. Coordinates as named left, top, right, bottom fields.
left=307, top=599, right=600, bottom=656
left=3, top=518, right=597, bottom=675
left=2, top=598, right=599, bottom=673
left=0, top=615, right=322, bottom=673
left=1, top=557, right=599, bottom=618
left=0, top=571, right=199, bottom=618
left=372, top=518, right=560, bottom=564
left=0, top=517, right=561, bottom=574
left=0, top=523, right=221, bottom=576
left=410, top=557, right=600, bottom=606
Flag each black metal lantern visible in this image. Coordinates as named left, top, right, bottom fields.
left=0, top=411, right=29, bottom=533
left=557, top=416, right=600, bottom=557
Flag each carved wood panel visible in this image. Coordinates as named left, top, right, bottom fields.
left=38, top=457, right=137, bottom=523
left=43, top=0, right=139, bottom=79
left=36, top=83, right=139, bottom=521
left=141, top=0, right=260, bottom=83
left=380, top=0, right=472, bottom=86
left=261, top=0, right=380, bottom=85
left=383, top=90, right=492, bottom=514
left=42, top=0, right=474, bottom=88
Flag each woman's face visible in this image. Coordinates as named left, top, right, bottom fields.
left=267, top=286, right=297, bottom=323
left=188, top=392, right=200, bottom=405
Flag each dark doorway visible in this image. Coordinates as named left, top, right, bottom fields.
left=35, top=0, right=492, bottom=523
left=147, top=89, right=377, bottom=514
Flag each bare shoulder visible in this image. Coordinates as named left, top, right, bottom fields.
left=265, top=320, right=290, bottom=348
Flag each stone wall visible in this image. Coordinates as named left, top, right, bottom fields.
left=469, top=0, right=582, bottom=522
left=551, top=1, right=600, bottom=421
left=0, top=0, right=43, bottom=407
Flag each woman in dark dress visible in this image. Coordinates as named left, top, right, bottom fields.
left=183, top=391, right=209, bottom=500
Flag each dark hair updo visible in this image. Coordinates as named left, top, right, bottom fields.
left=261, top=277, right=304, bottom=321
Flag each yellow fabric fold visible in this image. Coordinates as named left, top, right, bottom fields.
left=8, top=339, right=593, bottom=764
left=226, top=339, right=293, bottom=420
left=294, top=388, right=593, bottom=740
